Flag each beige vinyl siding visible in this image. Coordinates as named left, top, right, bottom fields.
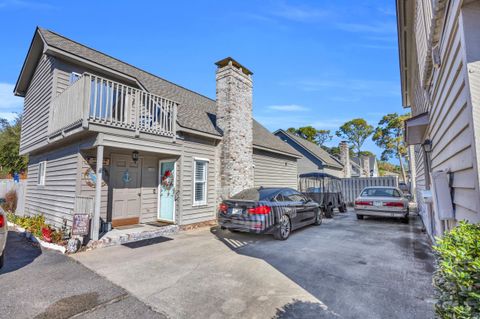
left=463, top=2, right=480, bottom=225
left=180, top=135, right=218, bottom=225
left=253, top=149, right=298, bottom=190
left=20, top=54, right=54, bottom=154
left=26, top=144, right=80, bottom=228
left=409, top=0, right=480, bottom=229
left=427, top=2, right=478, bottom=222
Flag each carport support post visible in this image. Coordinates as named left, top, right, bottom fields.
left=92, top=145, right=104, bottom=241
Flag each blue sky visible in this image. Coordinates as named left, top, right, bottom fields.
left=0, top=0, right=405, bottom=158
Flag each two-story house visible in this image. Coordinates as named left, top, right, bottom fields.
left=397, top=0, right=480, bottom=239
left=14, top=28, right=301, bottom=240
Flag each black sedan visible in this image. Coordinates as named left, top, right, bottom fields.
left=218, top=187, right=321, bottom=240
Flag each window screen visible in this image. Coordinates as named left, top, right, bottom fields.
left=37, top=161, right=46, bottom=186
left=194, top=160, right=207, bottom=205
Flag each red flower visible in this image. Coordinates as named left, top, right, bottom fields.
left=164, top=170, right=171, bottom=177
left=42, top=227, right=53, bottom=243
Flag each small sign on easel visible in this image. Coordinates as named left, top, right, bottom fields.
left=72, top=214, right=90, bottom=236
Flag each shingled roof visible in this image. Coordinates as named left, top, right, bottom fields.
left=275, top=130, right=343, bottom=169
left=35, top=28, right=300, bottom=158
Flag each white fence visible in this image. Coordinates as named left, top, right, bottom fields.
left=0, top=180, right=26, bottom=213
left=341, top=176, right=399, bottom=205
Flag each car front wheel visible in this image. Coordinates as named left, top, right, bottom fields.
left=356, top=214, right=364, bottom=220
left=274, top=215, right=291, bottom=240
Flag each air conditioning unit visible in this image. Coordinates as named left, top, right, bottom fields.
left=432, top=45, right=441, bottom=69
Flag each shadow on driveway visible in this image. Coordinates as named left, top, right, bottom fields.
left=211, top=212, right=436, bottom=319
left=0, top=231, right=42, bottom=275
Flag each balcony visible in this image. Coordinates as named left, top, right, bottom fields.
left=49, top=73, right=178, bottom=139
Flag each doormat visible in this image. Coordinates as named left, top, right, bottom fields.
left=145, top=221, right=172, bottom=227
left=115, top=224, right=144, bottom=230
left=122, top=236, right=173, bottom=249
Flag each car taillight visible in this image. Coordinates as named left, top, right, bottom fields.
left=355, top=201, right=372, bottom=206
left=383, top=202, right=404, bottom=208
left=248, top=205, right=271, bottom=215
left=0, top=215, right=4, bottom=228
left=219, top=203, right=228, bottom=212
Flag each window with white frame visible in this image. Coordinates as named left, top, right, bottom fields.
left=193, top=159, right=208, bottom=205
left=37, top=161, right=46, bottom=186
left=69, top=72, right=81, bottom=84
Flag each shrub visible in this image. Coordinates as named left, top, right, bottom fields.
left=433, top=221, right=480, bottom=319
left=8, top=213, right=65, bottom=244
left=4, top=190, right=17, bottom=212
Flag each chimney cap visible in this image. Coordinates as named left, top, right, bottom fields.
left=215, top=57, right=253, bottom=76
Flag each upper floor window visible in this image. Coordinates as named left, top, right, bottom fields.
left=69, top=72, right=81, bottom=85
left=193, top=159, right=208, bottom=206
left=37, top=161, right=46, bottom=186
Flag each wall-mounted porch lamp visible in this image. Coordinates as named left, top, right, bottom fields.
left=422, top=139, right=433, bottom=153
left=132, top=150, right=139, bottom=163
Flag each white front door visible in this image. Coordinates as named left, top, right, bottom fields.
left=111, top=155, right=142, bottom=226
left=158, top=160, right=176, bottom=222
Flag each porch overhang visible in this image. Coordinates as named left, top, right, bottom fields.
left=404, top=112, right=429, bottom=145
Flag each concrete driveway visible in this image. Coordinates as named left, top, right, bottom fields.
left=0, top=231, right=165, bottom=319
left=73, top=211, right=436, bottom=319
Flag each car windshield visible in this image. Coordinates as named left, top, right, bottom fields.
left=230, top=188, right=279, bottom=201
left=361, top=188, right=402, bottom=198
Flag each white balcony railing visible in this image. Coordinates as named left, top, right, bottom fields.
left=49, top=73, right=177, bottom=138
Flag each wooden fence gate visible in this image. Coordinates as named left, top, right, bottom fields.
left=341, top=177, right=399, bottom=205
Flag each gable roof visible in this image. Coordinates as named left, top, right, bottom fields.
left=274, top=130, right=343, bottom=169
left=16, top=27, right=300, bottom=158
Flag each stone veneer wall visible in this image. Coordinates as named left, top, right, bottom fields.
left=339, top=141, right=351, bottom=178
left=361, top=156, right=370, bottom=177
left=216, top=59, right=254, bottom=199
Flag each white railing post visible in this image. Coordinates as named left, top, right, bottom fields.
left=172, top=102, right=177, bottom=142
left=134, top=90, right=140, bottom=137
left=82, top=74, right=90, bottom=129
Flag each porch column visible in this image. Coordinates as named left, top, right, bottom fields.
left=92, top=145, right=104, bottom=240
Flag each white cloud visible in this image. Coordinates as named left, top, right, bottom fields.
left=271, top=3, right=330, bottom=22
left=0, top=112, right=19, bottom=122
left=282, top=78, right=400, bottom=97
left=0, top=83, right=23, bottom=110
left=267, top=104, right=309, bottom=112
left=0, top=0, right=56, bottom=10
left=335, top=22, right=396, bottom=34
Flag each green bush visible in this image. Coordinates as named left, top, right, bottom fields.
left=433, top=221, right=480, bottom=318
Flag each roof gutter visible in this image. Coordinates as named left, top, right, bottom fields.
left=253, top=144, right=302, bottom=159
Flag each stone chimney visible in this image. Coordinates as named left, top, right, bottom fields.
left=215, top=57, right=254, bottom=198
left=361, top=156, right=371, bottom=177
left=339, top=141, right=351, bottom=178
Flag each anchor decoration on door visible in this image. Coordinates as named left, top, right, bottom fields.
left=122, top=169, right=132, bottom=184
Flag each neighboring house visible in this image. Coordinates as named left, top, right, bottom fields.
left=350, top=156, right=379, bottom=178
left=273, top=130, right=344, bottom=177
left=397, top=0, right=480, bottom=239
left=14, top=27, right=301, bottom=239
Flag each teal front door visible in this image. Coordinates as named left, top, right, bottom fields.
left=158, top=160, right=176, bottom=222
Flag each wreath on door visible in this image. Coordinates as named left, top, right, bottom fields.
left=161, top=170, right=174, bottom=193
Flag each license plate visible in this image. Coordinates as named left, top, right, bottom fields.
left=231, top=208, right=243, bottom=215
left=373, top=201, right=383, bottom=207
